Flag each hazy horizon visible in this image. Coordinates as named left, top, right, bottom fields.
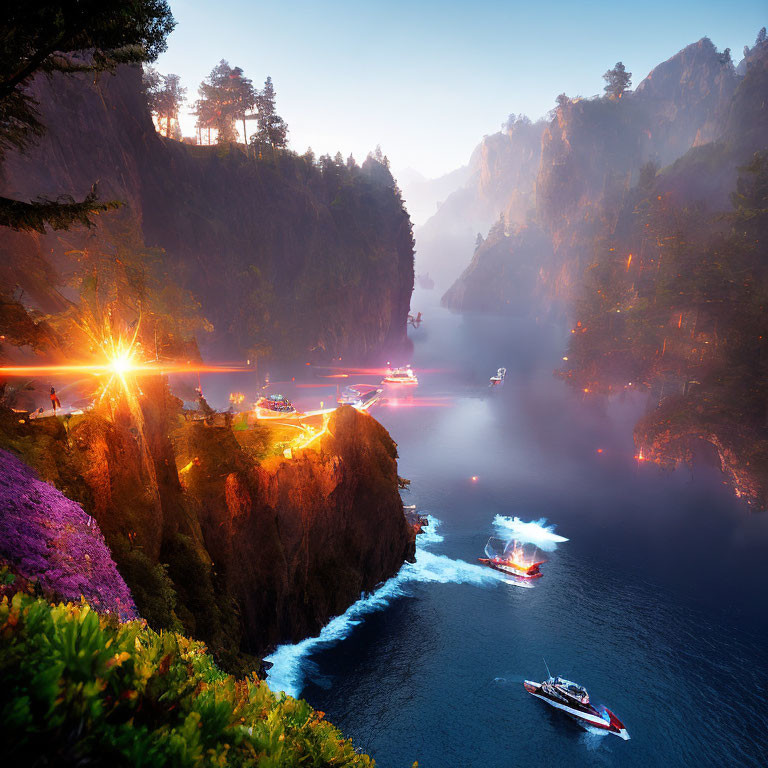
left=157, top=0, right=765, bottom=179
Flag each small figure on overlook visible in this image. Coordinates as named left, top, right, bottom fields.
left=49, top=385, right=61, bottom=413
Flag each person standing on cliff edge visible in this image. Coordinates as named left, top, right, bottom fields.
left=50, top=385, right=61, bottom=413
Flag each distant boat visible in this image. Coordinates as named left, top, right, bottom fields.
left=490, top=367, right=506, bottom=386
left=254, top=393, right=297, bottom=418
left=383, top=365, right=418, bottom=385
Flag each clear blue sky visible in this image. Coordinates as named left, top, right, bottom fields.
left=156, top=0, right=766, bottom=178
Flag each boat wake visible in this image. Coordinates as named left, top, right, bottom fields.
left=493, top=515, right=568, bottom=551
left=265, top=516, right=498, bottom=697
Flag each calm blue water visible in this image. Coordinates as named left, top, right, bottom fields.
left=263, top=292, right=768, bottom=768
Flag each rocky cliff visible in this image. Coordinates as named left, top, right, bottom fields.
left=414, top=116, right=545, bottom=289
left=0, top=66, right=414, bottom=363
left=0, top=386, right=414, bottom=669
left=441, top=37, right=750, bottom=314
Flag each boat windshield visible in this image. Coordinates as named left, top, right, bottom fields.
left=484, top=537, right=508, bottom=560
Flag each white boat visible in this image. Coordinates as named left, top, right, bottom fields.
left=524, top=674, right=629, bottom=739
left=337, top=385, right=383, bottom=409
left=383, top=365, right=418, bottom=385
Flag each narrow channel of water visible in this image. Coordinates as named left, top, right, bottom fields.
left=264, top=292, right=768, bottom=767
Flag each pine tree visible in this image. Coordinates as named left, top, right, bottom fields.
left=252, top=77, right=288, bottom=149
left=603, top=62, right=632, bottom=99
left=229, top=67, right=256, bottom=145
left=145, top=70, right=186, bottom=137
left=197, top=60, right=243, bottom=144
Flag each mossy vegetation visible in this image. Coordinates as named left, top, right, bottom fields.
left=0, top=586, right=374, bottom=767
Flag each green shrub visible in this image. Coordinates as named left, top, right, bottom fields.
left=0, top=591, right=374, bottom=766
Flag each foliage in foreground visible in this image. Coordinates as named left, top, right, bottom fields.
left=0, top=590, right=374, bottom=767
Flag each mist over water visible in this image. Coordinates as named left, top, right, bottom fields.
left=273, top=290, right=768, bottom=767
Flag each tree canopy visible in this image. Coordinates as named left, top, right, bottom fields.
left=1, top=0, right=175, bottom=231
left=143, top=67, right=186, bottom=138
left=195, top=61, right=256, bottom=145
left=251, top=76, right=288, bottom=149
left=603, top=62, right=632, bottom=99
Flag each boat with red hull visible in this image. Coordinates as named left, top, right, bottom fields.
left=478, top=537, right=545, bottom=579
left=523, top=676, right=629, bottom=739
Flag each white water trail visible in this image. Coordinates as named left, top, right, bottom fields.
left=492, top=515, right=568, bottom=551
left=265, top=515, right=498, bottom=697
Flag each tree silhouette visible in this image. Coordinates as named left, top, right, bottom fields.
left=252, top=76, right=288, bottom=149
left=1, top=0, right=174, bottom=231
left=229, top=68, right=256, bottom=146
left=144, top=68, right=186, bottom=137
left=197, top=60, right=246, bottom=144
left=603, top=62, right=632, bottom=99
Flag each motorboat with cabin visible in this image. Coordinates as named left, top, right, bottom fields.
left=478, top=537, right=545, bottom=579
left=490, top=367, right=506, bottom=386
left=337, top=385, right=383, bottom=410
left=383, top=365, right=418, bottom=385
left=254, top=393, right=297, bottom=418
left=524, top=672, right=629, bottom=739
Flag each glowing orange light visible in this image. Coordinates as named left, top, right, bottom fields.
left=471, top=475, right=479, bottom=482
left=626, top=253, right=632, bottom=270
left=505, top=541, right=532, bottom=569
left=597, top=448, right=603, bottom=454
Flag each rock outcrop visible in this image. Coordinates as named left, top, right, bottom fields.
left=0, top=386, right=413, bottom=667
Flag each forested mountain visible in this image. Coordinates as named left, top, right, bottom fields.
left=441, top=32, right=768, bottom=505
left=0, top=66, right=414, bottom=367
left=442, top=36, right=758, bottom=313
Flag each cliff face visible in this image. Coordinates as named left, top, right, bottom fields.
left=0, top=389, right=413, bottom=666
left=440, top=38, right=757, bottom=315
left=0, top=67, right=414, bottom=362
left=414, top=117, right=545, bottom=289
left=174, top=405, right=413, bottom=651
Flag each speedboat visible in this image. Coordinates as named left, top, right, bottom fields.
left=254, top=393, right=297, bottom=418
left=490, top=367, right=506, bottom=386
left=524, top=675, right=629, bottom=739
left=383, top=365, right=418, bottom=385
left=337, top=385, right=383, bottom=409
left=478, top=537, right=545, bottom=579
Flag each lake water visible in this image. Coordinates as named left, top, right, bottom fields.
left=263, top=290, right=768, bottom=768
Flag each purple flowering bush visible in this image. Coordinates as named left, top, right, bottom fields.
left=0, top=449, right=137, bottom=620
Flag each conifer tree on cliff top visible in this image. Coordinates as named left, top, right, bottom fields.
left=143, top=67, right=186, bottom=138
left=231, top=67, right=257, bottom=146
left=252, top=76, right=288, bottom=149
left=197, top=60, right=255, bottom=145
left=0, top=0, right=175, bottom=232
left=603, top=61, right=632, bottom=99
